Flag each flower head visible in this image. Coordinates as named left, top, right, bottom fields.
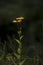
left=12, top=16, right=24, bottom=23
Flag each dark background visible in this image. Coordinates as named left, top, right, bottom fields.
left=0, top=0, right=43, bottom=65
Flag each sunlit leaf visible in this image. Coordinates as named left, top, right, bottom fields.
left=20, top=35, right=24, bottom=40
left=15, top=39, right=21, bottom=44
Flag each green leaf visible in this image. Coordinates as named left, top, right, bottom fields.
left=20, top=35, right=24, bottom=40
left=14, top=52, right=18, bottom=58
left=14, top=53, right=20, bottom=59
left=18, top=27, right=22, bottom=35
left=15, top=39, right=21, bottom=44
left=17, top=48, right=21, bottom=54
left=19, top=59, right=26, bottom=65
left=18, top=30, right=21, bottom=35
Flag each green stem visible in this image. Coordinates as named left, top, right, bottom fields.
left=18, top=28, right=22, bottom=65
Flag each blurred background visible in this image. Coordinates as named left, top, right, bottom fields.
left=0, top=0, right=43, bottom=65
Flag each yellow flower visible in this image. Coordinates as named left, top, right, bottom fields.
left=12, top=16, right=24, bottom=23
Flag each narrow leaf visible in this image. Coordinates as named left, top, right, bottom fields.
left=14, top=52, right=18, bottom=57
left=14, top=53, right=20, bottom=59
left=20, top=35, right=24, bottom=40
left=15, top=39, right=21, bottom=44
left=19, top=59, right=26, bottom=65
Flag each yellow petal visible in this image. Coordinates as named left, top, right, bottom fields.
left=17, top=20, right=22, bottom=22
left=12, top=20, right=17, bottom=23
left=16, top=17, right=24, bottom=20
